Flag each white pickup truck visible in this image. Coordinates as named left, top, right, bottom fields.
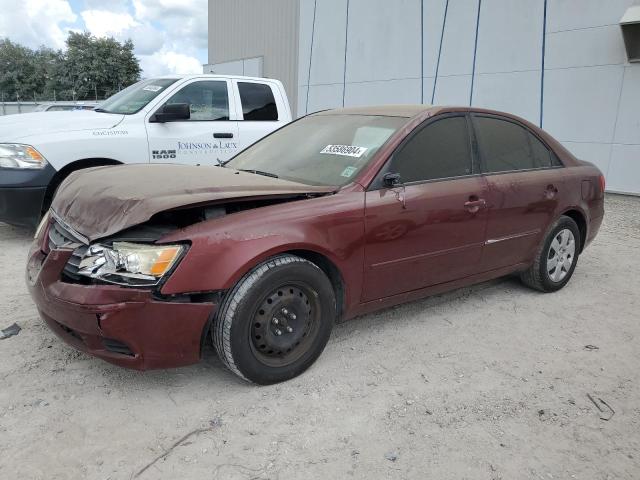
left=0, top=74, right=292, bottom=227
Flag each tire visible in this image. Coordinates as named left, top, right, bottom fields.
left=520, top=215, right=581, bottom=292
left=213, top=254, right=336, bottom=384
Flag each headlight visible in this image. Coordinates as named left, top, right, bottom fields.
left=0, top=143, right=48, bottom=169
left=77, top=242, right=185, bottom=287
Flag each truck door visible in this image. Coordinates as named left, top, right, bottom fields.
left=145, top=78, right=240, bottom=166
left=231, top=80, right=289, bottom=152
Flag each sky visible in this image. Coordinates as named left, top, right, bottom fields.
left=0, top=0, right=207, bottom=77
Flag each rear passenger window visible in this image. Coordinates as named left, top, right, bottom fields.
left=528, top=132, right=551, bottom=167
left=238, top=82, right=278, bottom=121
left=474, top=116, right=555, bottom=173
left=389, top=116, right=472, bottom=183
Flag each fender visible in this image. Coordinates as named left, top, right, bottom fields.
left=159, top=189, right=367, bottom=313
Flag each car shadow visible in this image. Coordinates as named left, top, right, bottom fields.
left=93, top=274, right=532, bottom=390
left=0, top=222, right=34, bottom=241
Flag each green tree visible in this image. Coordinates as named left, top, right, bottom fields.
left=0, top=39, right=41, bottom=101
left=0, top=32, right=141, bottom=102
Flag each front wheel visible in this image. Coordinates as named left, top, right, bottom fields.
left=213, top=254, right=336, bottom=384
left=520, top=215, right=581, bottom=292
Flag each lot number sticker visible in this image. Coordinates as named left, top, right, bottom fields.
left=320, top=145, right=368, bottom=158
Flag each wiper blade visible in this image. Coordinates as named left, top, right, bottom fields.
left=239, top=169, right=279, bottom=178
left=93, top=108, right=109, bottom=113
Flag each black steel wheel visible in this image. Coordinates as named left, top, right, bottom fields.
left=213, top=255, right=336, bottom=384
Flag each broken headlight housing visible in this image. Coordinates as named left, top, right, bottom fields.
left=0, top=143, right=48, bottom=169
left=77, top=242, right=185, bottom=287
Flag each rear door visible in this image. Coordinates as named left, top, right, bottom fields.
left=472, top=114, right=565, bottom=270
left=145, top=78, right=240, bottom=165
left=362, top=114, right=489, bottom=302
left=231, top=80, right=289, bottom=151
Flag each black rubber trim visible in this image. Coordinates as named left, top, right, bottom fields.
left=0, top=164, right=56, bottom=228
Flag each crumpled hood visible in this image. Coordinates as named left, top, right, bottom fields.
left=51, top=164, right=335, bottom=241
left=0, top=110, right=124, bottom=141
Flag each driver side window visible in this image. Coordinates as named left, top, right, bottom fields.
left=389, top=116, right=473, bottom=183
left=163, top=81, right=230, bottom=121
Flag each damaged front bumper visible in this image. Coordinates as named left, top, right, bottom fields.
left=26, top=246, right=217, bottom=370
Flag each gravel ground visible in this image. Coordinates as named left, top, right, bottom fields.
left=1, top=194, right=639, bottom=480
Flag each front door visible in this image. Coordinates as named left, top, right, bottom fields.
left=363, top=115, right=489, bottom=302
left=471, top=114, right=565, bottom=270
left=145, top=79, right=240, bottom=166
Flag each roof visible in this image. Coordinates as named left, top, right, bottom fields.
left=147, top=73, right=282, bottom=83
left=314, top=104, right=435, bottom=118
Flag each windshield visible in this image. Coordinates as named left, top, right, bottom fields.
left=226, top=114, right=408, bottom=186
left=96, top=78, right=179, bottom=115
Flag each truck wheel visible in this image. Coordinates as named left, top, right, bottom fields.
left=520, top=215, right=581, bottom=292
left=213, top=254, right=336, bottom=384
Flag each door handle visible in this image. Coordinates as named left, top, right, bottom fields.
left=214, top=132, right=234, bottom=139
left=464, top=197, right=486, bottom=213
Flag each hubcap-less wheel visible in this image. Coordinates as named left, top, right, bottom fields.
left=547, top=228, right=575, bottom=282
left=250, top=284, right=319, bottom=368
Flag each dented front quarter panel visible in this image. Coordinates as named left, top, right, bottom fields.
left=159, top=185, right=367, bottom=315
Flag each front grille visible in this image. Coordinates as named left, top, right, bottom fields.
left=47, top=218, right=89, bottom=280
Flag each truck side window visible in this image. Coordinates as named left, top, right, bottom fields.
left=164, top=81, right=229, bottom=121
left=238, top=82, right=279, bottom=121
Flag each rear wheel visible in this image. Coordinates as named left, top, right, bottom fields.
left=213, top=254, right=336, bottom=384
left=520, top=215, right=581, bottom=292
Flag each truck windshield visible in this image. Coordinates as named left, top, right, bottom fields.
left=96, top=78, right=179, bottom=115
left=225, top=114, right=409, bottom=187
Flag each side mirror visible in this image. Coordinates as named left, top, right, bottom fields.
left=150, top=103, right=190, bottom=123
left=383, top=172, right=402, bottom=188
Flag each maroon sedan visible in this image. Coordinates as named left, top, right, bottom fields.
left=26, top=105, right=604, bottom=384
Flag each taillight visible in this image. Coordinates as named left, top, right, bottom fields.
left=599, top=174, right=606, bottom=194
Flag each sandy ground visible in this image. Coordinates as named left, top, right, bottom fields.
left=0, top=194, right=639, bottom=480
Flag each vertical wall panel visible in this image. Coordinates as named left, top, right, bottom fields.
left=346, top=0, right=421, bottom=83
left=423, top=0, right=448, bottom=79
left=546, top=0, right=636, bottom=32
left=208, top=0, right=300, bottom=112
left=308, top=0, right=348, bottom=86
left=543, top=65, right=624, bottom=143
left=472, top=71, right=541, bottom=123
left=437, top=0, right=480, bottom=76
left=545, top=25, right=628, bottom=69
left=201, top=0, right=640, bottom=193
left=307, top=84, right=345, bottom=111
left=298, top=0, right=316, bottom=89
left=344, top=79, right=422, bottom=106
left=474, top=0, right=544, bottom=74
left=613, top=66, right=640, bottom=145
left=607, top=144, right=640, bottom=195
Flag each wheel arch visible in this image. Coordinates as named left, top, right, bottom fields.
left=223, top=245, right=348, bottom=322
left=43, top=157, right=123, bottom=212
left=560, top=208, right=587, bottom=253
left=285, top=249, right=347, bottom=322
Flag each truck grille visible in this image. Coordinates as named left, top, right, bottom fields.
left=47, top=218, right=89, bottom=280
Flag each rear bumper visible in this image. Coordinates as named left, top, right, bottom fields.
left=585, top=213, right=604, bottom=249
left=26, top=247, right=216, bottom=370
left=0, top=164, right=56, bottom=228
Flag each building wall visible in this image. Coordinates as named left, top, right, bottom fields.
left=208, top=0, right=300, bottom=113
left=298, top=0, right=640, bottom=194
